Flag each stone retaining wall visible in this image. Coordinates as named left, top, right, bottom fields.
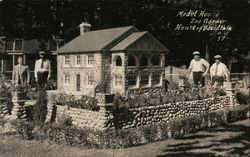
left=47, top=96, right=235, bottom=130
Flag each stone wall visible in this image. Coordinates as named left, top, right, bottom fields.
left=47, top=95, right=235, bottom=130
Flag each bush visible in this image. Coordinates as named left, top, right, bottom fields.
left=235, top=91, right=250, bottom=105
left=57, top=113, right=73, bottom=126
left=51, top=93, right=99, bottom=111
left=10, top=119, right=35, bottom=140
left=13, top=105, right=248, bottom=148
left=113, top=87, right=226, bottom=110
left=33, top=89, right=48, bottom=123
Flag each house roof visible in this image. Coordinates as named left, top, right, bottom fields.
left=111, top=31, right=169, bottom=51
left=55, top=25, right=169, bottom=54
left=56, top=26, right=138, bottom=53
left=110, top=32, right=147, bottom=51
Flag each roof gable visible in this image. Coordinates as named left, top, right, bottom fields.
left=111, top=32, right=169, bottom=51
left=56, top=26, right=138, bottom=53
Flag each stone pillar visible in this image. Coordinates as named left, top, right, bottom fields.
left=96, top=93, right=114, bottom=130
left=10, top=100, right=27, bottom=120
left=223, top=81, right=234, bottom=105
left=0, top=97, right=8, bottom=117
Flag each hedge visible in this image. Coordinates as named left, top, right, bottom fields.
left=11, top=105, right=249, bottom=149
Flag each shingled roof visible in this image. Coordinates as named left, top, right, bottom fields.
left=56, top=26, right=139, bottom=53
left=55, top=25, right=168, bottom=53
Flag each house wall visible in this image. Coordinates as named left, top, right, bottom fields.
left=57, top=53, right=102, bottom=96
left=110, top=52, right=126, bottom=94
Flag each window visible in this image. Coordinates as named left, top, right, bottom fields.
left=152, top=55, right=161, bottom=66
left=140, top=55, right=148, bottom=66
left=87, top=75, right=94, bottom=85
left=6, top=40, right=14, bottom=50
left=141, top=74, right=149, bottom=85
left=87, top=54, right=95, bottom=65
left=64, top=74, right=70, bottom=83
left=15, top=40, right=23, bottom=51
left=64, top=56, right=70, bottom=65
left=115, top=56, right=122, bottom=66
left=115, top=75, right=123, bottom=86
left=128, top=75, right=137, bottom=86
left=76, top=55, right=81, bottom=65
left=152, top=73, right=161, bottom=84
left=128, top=55, right=137, bottom=66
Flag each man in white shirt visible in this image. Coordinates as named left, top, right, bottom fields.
left=188, top=51, right=210, bottom=86
left=210, top=55, right=229, bottom=87
left=34, top=51, right=51, bottom=87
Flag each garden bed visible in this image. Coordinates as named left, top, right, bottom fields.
left=9, top=105, right=249, bottom=149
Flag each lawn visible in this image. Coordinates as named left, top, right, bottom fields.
left=0, top=118, right=249, bottom=157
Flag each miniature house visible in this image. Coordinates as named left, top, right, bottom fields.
left=55, top=22, right=169, bottom=95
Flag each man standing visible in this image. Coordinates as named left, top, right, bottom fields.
left=210, top=55, right=229, bottom=87
left=34, top=51, right=51, bottom=87
left=12, top=56, right=30, bottom=86
left=188, top=51, right=210, bottom=86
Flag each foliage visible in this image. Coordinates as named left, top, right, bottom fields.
left=10, top=119, right=35, bottom=140
left=113, top=86, right=226, bottom=109
left=12, top=105, right=248, bottom=148
left=57, top=113, right=73, bottom=127
left=51, top=93, right=99, bottom=111
left=0, top=72, right=12, bottom=96
left=234, top=90, right=250, bottom=105
left=0, top=0, right=248, bottom=67
left=33, top=89, right=48, bottom=124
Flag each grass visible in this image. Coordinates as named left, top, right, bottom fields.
left=0, top=118, right=249, bottom=157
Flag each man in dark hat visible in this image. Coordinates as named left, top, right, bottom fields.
left=188, top=51, right=210, bottom=86
left=210, top=55, right=229, bottom=87
left=34, top=51, right=51, bottom=87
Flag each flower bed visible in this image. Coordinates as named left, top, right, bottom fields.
left=49, top=93, right=99, bottom=111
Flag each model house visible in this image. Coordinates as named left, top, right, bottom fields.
left=55, top=22, right=169, bottom=95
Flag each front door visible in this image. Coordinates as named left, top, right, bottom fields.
left=76, top=74, right=80, bottom=91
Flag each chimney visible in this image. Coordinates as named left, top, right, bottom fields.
left=79, top=22, right=91, bottom=35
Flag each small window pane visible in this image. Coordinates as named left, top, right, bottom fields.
left=65, top=74, right=70, bottom=83
left=152, top=73, right=161, bottom=84
left=128, top=75, right=137, bottom=86
left=115, top=75, right=122, bottom=86
left=88, top=75, right=94, bottom=85
left=141, top=74, right=149, bottom=85
left=65, top=56, right=70, bottom=65
left=15, top=40, right=23, bottom=51
left=88, top=55, right=95, bottom=65
left=76, top=55, right=81, bottom=65
left=6, top=40, right=14, bottom=50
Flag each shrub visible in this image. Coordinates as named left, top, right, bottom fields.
left=113, top=86, right=226, bottom=110
left=10, top=119, right=35, bottom=140
left=33, top=89, right=48, bottom=124
left=51, top=93, right=99, bottom=111
left=57, top=113, right=73, bottom=126
left=235, top=91, right=250, bottom=105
